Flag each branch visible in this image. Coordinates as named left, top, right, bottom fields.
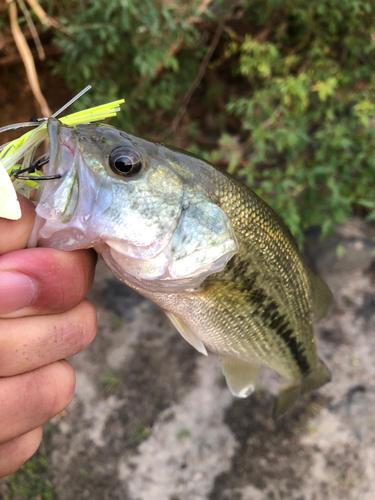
left=8, top=0, right=51, bottom=117
left=172, top=21, right=225, bottom=135
left=25, top=0, right=70, bottom=34
left=153, top=36, right=182, bottom=78
left=153, top=0, right=213, bottom=79
left=17, top=0, right=44, bottom=60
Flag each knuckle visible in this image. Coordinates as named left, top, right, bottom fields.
left=25, top=362, right=75, bottom=422
left=0, top=301, right=97, bottom=378
left=0, top=364, right=75, bottom=444
left=47, top=361, right=76, bottom=419
left=63, top=300, right=98, bottom=356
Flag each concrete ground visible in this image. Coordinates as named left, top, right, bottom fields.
left=1, top=217, right=375, bottom=500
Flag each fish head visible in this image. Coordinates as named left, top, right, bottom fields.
left=31, top=117, right=238, bottom=291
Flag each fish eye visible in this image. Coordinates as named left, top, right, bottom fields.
left=109, top=147, right=143, bottom=176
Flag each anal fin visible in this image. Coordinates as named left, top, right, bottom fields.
left=273, top=358, right=331, bottom=418
left=166, top=312, right=207, bottom=355
left=222, top=356, right=260, bottom=398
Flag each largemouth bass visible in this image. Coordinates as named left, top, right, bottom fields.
left=30, top=117, right=332, bottom=416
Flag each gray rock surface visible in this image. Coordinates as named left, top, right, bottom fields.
left=1, top=218, right=375, bottom=499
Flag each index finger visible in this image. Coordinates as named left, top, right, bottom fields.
left=0, top=195, right=36, bottom=255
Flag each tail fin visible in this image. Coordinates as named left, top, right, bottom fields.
left=273, top=359, right=331, bottom=418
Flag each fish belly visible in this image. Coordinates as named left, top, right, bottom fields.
left=143, top=277, right=318, bottom=385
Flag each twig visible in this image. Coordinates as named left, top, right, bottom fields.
left=25, top=0, right=70, bottom=34
left=172, top=21, right=225, bottom=135
left=17, top=0, right=44, bottom=60
left=253, top=25, right=272, bottom=42
left=261, top=106, right=281, bottom=128
left=197, top=0, right=213, bottom=14
left=153, top=36, right=182, bottom=77
left=8, top=0, right=51, bottom=117
left=153, top=0, right=213, bottom=78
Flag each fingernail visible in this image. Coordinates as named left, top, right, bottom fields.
left=0, top=272, right=36, bottom=314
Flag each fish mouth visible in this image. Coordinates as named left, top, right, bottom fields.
left=33, top=118, right=82, bottom=226
left=31, top=118, right=113, bottom=250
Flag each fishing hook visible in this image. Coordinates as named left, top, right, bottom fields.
left=13, top=157, right=62, bottom=181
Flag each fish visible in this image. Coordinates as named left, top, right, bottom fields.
left=30, top=117, right=332, bottom=417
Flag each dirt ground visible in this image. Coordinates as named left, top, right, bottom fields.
left=1, top=68, right=375, bottom=500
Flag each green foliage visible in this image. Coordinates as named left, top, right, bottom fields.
left=135, top=426, right=151, bottom=442
left=220, top=0, right=375, bottom=243
left=49, top=0, right=375, bottom=243
left=177, top=428, right=191, bottom=439
left=51, top=0, right=205, bottom=133
left=4, top=452, right=55, bottom=500
left=103, top=370, right=121, bottom=391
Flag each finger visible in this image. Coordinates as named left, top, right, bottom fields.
left=0, top=299, right=97, bottom=376
left=0, top=247, right=97, bottom=317
left=0, top=360, right=75, bottom=443
left=0, top=195, right=35, bottom=255
left=0, top=427, right=43, bottom=479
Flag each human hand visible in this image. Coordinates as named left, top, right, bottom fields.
left=0, top=195, right=97, bottom=477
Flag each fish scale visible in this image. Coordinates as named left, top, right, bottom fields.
left=204, top=169, right=314, bottom=353
left=31, top=118, right=333, bottom=416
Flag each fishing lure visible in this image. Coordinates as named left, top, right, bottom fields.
left=0, top=85, right=125, bottom=220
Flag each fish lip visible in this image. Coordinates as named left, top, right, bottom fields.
left=37, top=118, right=80, bottom=223
left=46, top=117, right=61, bottom=177
left=46, top=117, right=76, bottom=178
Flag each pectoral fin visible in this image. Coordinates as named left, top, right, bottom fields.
left=222, top=357, right=260, bottom=398
left=166, top=312, right=207, bottom=355
left=273, top=358, right=331, bottom=418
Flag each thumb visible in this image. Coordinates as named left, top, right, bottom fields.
left=0, top=195, right=36, bottom=255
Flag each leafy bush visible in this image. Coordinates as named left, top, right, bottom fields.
left=50, top=0, right=207, bottom=133
left=9, top=0, right=375, bottom=243
left=219, top=0, right=375, bottom=243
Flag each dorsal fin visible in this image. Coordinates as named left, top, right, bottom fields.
left=309, top=272, right=333, bottom=322
left=165, top=312, right=207, bottom=355
left=221, top=356, right=260, bottom=398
